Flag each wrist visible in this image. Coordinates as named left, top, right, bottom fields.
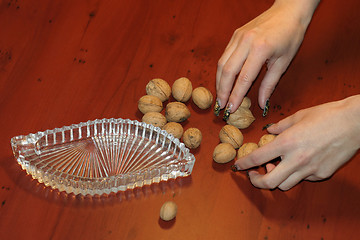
left=273, top=0, right=321, bottom=28
left=341, top=95, right=360, bottom=147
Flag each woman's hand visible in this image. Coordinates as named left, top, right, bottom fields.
left=234, top=95, right=360, bottom=190
left=216, top=0, right=320, bottom=114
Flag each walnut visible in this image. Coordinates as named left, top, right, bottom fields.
left=172, top=77, right=192, bottom=102
left=226, top=106, right=255, bottom=129
left=165, top=102, right=191, bottom=122
left=192, top=87, right=213, bottom=110
left=146, top=78, right=171, bottom=102
left=182, top=128, right=202, bottom=149
left=213, top=143, right=236, bottom=163
left=219, top=125, right=244, bottom=149
left=237, top=142, right=258, bottom=158
left=142, top=112, right=167, bottom=129
left=258, top=134, right=276, bottom=147
left=138, top=95, right=163, bottom=114
left=162, top=122, right=183, bottom=139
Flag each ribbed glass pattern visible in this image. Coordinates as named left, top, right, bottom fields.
left=11, top=118, right=195, bottom=195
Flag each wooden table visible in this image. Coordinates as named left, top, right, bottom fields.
left=1, top=0, right=359, bottom=239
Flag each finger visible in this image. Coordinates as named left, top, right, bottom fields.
left=266, top=114, right=298, bottom=135
left=266, top=163, right=276, bottom=173
left=277, top=171, right=310, bottom=191
left=216, top=39, right=239, bottom=92
left=247, top=157, right=298, bottom=189
left=227, top=52, right=267, bottom=112
left=216, top=44, right=251, bottom=109
left=258, top=58, right=288, bottom=109
left=235, top=138, right=283, bottom=170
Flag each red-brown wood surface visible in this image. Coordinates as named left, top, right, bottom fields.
left=0, top=0, right=359, bottom=239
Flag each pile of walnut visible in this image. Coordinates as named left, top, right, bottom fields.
left=213, top=97, right=276, bottom=164
left=138, top=77, right=213, bottom=149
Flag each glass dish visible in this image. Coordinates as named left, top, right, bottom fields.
left=11, top=118, right=195, bottom=196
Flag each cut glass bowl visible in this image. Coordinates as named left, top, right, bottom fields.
left=11, top=118, right=195, bottom=196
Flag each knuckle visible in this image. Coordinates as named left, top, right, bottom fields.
left=217, top=58, right=226, bottom=69
left=222, top=64, right=236, bottom=77
left=237, top=72, right=252, bottom=85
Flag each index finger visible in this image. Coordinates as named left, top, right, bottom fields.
left=234, top=138, right=283, bottom=170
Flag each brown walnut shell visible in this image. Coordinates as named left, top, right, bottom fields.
left=172, top=77, right=193, bottom=102
left=138, top=95, right=163, bottom=114
left=192, top=87, right=213, bottom=110
left=213, top=143, right=236, bottom=164
left=182, top=128, right=202, bottom=149
left=142, top=112, right=167, bottom=129
left=219, top=125, right=244, bottom=149
left=146, top=78, right=171, bottom=102
left=165, top=102, right=191, bottom=122
left=162, top=122, right=184, bottom=139
left=226, top=106, right=255, bottom=129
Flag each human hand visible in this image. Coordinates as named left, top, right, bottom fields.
left=234, top=95, right=360, bottom=190
left=215, top=0, right=320, bottom=115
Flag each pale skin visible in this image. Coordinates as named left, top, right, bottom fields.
left=216, top=0, right=360, bottom=190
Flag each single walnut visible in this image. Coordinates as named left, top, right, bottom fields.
left=219, top=125, right=243, bottom=149
left=138, top=95, right=163, bottom=114
left=160, top=201, right=177, bottom=221
left=172, top=77, right=192, bottom=102
left=213, top=143, right=236, bottom=164
left=162, top=122, right=184, bottom=139
left=142, top=112, right=167, bottom=129
left=192, top=87, right=213, bottom=110
left=240, top=97, right=251, bottom=109
left=237, top=142, right=258, bottom=158
left=165, top=102, right=191, bottom=122
left=182, top=128, right=202, bottom=149
left=146, top=78, right=171, bottom=102
left=227, top=106, right=255, bottom=129
left=258, top=134, right=276, bottom=147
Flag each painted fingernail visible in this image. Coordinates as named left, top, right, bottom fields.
left=262, top=99, right=270, bottom=117
left=262, top=123, right=274, bottom=130
left=223, top=103, right=232, bottom=121
left=231, top=164, right=240, bottom=172
left=214, top=99, right=221, bottom=116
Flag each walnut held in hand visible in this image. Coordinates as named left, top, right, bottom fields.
left=172, top=77, right=193, bottom=102
left=258, top=134, right=276, bottom=147
left=146, top=78, right=171, bottom=102
left=183, top=128, right=202, bottom=149
left=237, top=142, right=258, bottom=158
left=163, top=122, right=184, bottom=139
left=213, top=143, right=236, bottom=163
left=219, top=125, right=244, bottom=149
left=226, top=106, right=255, bottom=129
left=192, top=87, right=213, bottom=110
left=138, top=95, right=163, bottom=114
left=165, top=102, right=191, bottom=122
left=160, top=201, right=178, bottom=221
left=142, top=112, right=167, bottom=129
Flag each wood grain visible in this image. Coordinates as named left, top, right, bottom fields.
left=0, top=0, right=359, bottom=239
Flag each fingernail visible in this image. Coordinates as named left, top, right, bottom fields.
left=231, top=164, right=240, bottom=172
left=262, top=99, right=270, bottom=117
left=262, top=123, right=274, bottom=130
left=223, top=103, right=232, bottom=121
left=214, top=99, right=221, bottom=116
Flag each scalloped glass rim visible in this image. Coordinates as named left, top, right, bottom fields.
left=11, top=118, right=195, bottom=196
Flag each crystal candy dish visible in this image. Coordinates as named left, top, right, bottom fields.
left=11, top=118, right=195, bottom=196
